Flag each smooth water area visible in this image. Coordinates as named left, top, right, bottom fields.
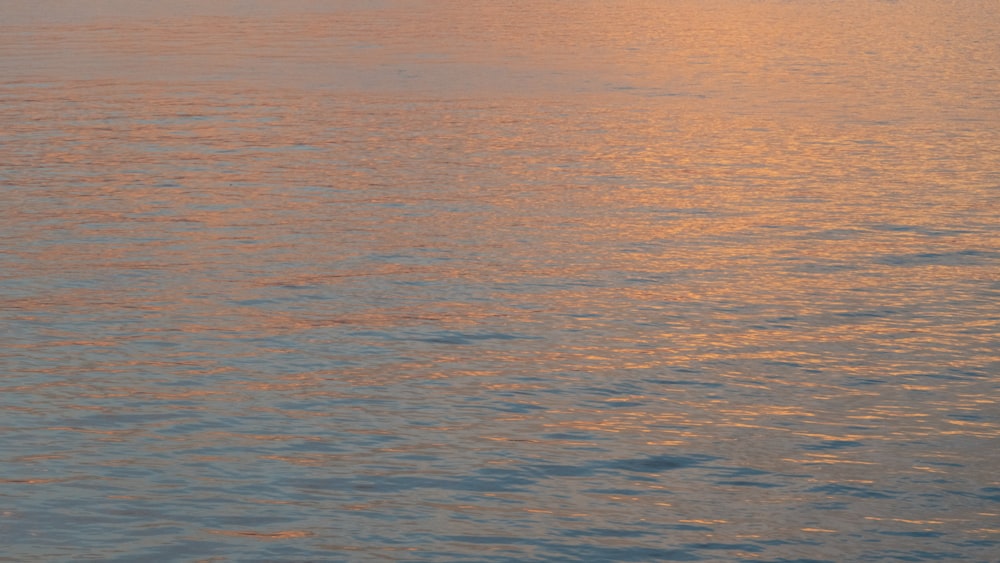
left=1, top=1, right=998, bottom=561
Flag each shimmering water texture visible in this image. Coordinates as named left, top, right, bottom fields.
left=2, top=1, right=999, bottom=561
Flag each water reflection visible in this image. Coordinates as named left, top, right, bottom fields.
left=2, top=0, right=999, bottom=561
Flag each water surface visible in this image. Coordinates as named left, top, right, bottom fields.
left=1, top=1, right=998, bottom=561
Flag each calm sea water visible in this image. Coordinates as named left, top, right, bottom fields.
left=2, top=1, right=998, bottom=561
